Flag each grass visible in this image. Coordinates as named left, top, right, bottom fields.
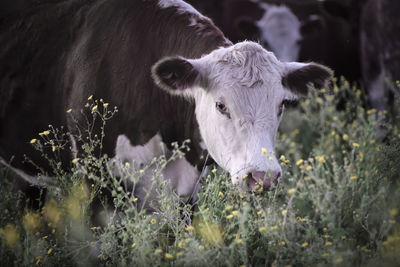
left=1, top=78, right=400, bottom=266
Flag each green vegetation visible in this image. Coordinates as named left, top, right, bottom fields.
left=1, top=78, right=400, bottom=266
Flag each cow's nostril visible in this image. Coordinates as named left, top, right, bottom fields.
left=247, top=170, right=280, bottom=190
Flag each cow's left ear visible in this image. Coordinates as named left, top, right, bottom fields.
left=282, top=62, right=333, bottom=96
left=152, top=56, right=201, bottom=95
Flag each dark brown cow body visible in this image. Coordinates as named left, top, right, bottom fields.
left=0, top=0, right=228, bottom=180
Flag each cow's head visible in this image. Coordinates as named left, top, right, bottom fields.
left=152, top=41, right=332, bottom=191
left=236, top=4, right=325, bottom=62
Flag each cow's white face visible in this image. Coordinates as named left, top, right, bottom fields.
left=152, top=41, right=332, bottom=190
left=257, top=5, right=301, bottom=62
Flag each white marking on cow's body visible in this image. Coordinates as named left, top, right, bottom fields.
left=257, top=5, right=301, bottom=62
left=109, top=134, right=201, bottom=205
left=69, top=135, right=78, bottom=158
left=158, top=0, right=203, bottom=17
left=0, top=156, right=54, bottom=187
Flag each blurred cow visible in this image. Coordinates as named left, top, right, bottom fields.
left=360, top=0, right=400, bottom=112
left=188, top=0, right=361, bottom=82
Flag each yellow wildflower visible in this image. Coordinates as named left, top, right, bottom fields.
left=269, top=156, right=274, bottom=162
left=315, top=155, right=326, bottom=163
left=305, top=165, right=312, bottom=171
left=72, top=158, right=79, bottom=164
left=52, top=145, right=56, bottom=152
left=236, top=238, right=243, bottom=244
left=280, top=241, right=286, bottom=246
left=336, top=257, right=343, bottom=263
left=322, top=253, right=329, bottom=257
left=296, top=216, right=306, bottom=222
left=23, top=211, right=41, bottom=232
left=139, top=169, right=145, bottom=174
left=257, top=211, right=262, bottom=215
left=48, top=248, right=53, bottom=255
left=270, top=225, right=278, bottom=230
left=281, top=210, right=287, bottom=216
left=165, top=253, right=173, bottom=259
left=261, top=147, right=267, bottom=155
left=242, top=174, right=248, bottom=179
left=259, top=226, right=267, bottom=232
left=350, top=175, right=358, bottom=181
left=367, top=109, right=376, bottom=115
left=88, top=95, right=93, bottom=100
left=0, top=224, right=19, bottom=248
left=390, top=208, right=398, bottom=216
left=211, top=167, right=217, bottom=173
left=185, top=225, right=194, bottom=231
left=39, top=130, right=50, bottom=136
left=325, top=241, right=333, bottom=246
left=155, top=248, right=163, bottom=254
left=332, top=116, right=338, bottom=121
left=301, top=242, right=308, bottom=247
left=35, top=256, right=41, bottom=265
left=131, top=243, right=136, bottom=248
left=198, top=245, right=204, bottom=250
left=287, top=188, right=296, bottom=195
left=103, top=103, right=109, bottom=108
left=226, top=214, right=234, bottom=220
left=242, top=201, right=248, bottom=206
left=92, top=105, right=98, bottom=112
left=341, top=235, right=346, bottom=240
left=66, top=108, right=72, bottom=113
left=342, top=134, right=349, bottom=141
left=176, top=251, right=184, bottom=257
left=225, top=205, right=233, bottom=211
left=296, top=159, right=304, bottom=166
left=150, top=218, right=156, bottom=224
left=316, top=97, right=323, bottom=105
left=232, top=210, right=239, bottom=216
left=30, top=139, right=37, bottom=144
left=352, top=142, right=360, bottom=147
left=219, top=192, right=224, bottom=198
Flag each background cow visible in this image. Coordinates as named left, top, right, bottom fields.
left=360, top=0, right=400, bottom=112
left=0, top=0, right=332, bottom=211
left=188, top=0, right=361, bottom=82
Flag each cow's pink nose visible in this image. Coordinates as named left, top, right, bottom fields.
left=248, top=170, right=281, bottom=190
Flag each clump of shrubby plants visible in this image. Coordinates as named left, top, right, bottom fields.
left=1, top=80, right=400, bottom=266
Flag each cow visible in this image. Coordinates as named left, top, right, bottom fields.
left=360, top=0, right=400, bottom=113
left=188, top=0, right=360, bottom=81
left=0, top=0, right=332, bottom=211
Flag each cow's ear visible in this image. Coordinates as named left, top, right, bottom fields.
left=236, top=17, right=260, bottom=40
left=152, top=57, right=200, bottom=94
left=282, top=62, right=333, bottom=96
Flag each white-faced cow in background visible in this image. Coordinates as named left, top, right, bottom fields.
left=188, top=0, right=360, bottom=82
left=0, top=0, right=332, bottom=211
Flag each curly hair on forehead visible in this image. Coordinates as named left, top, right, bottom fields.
left=215, top=42, right=281, bottom=88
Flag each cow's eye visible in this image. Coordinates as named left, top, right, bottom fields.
left=216, top=101, right=230, bottom=118
left=278, top=102, right=285, bottom=117
left=216, top=101, right=226, bottom=112
left=278, top=99, right=297, bottom=117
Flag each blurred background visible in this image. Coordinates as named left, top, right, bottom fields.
left=184, top=0, right=399, bottom=113
left=1, top=0, right=399, bottom=112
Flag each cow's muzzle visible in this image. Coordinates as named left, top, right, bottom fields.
left=247, top=170, right=281, bottom=191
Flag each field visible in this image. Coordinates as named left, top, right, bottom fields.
left=1, top=78, right=400, bottom=266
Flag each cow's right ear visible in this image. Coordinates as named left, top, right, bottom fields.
left=152, top=56, right=200, bottom=95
